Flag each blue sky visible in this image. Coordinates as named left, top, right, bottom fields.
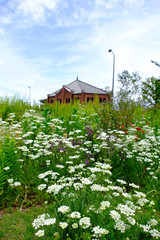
left=0, top=0, right=160, bottom=103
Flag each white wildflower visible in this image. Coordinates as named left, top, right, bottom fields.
left=32, top=214, right=46, bottom=229
left=38, top=184, right=47, bottom=190
left=110, top=210, right=121, bottom=221
left=100, top=201, right=110, bottom=210
left=8, top=179, right=13, bottom=184
left=137, top=198, right=149, bottom=206
left=14, top=182, right=21, bottom=187
left=92, top=225, right=109, bottom=235
left=35, top=230, right=44, bottom=237
left=90, top=184, right=108, bottom=192
left=129, top=183, right=140, bottom=189
left=58, top=205, right=70, bottom=214
left=46, top=160, right=50, bottom=166
left=72, top=223, right=78, bottom=229
left=114, top=220, right=128, bottom=233
left=147, top=219, right=158, bottom=226
left=117, top=204, right=135, bottom=216
left=139, top=224, right=150, bottom=232
left=4, top=166, right=10, bottom=171
left=46, top=184, right=63, bottom=194
left=59, top=222, right=68, bottom=229
left=79, top=217, right=91, bottom=229
left=70, top=211, right=81, bottom=219
left=127, top=217, right=136, bottom=225
left=56, top=164, right=64, bottom=168
left=81, top=177, right=92, bottom=185
left=117, top=179, right=127, bottom=184
left=149, top=229, right=160, bottom=238
left=44, top=218, right=56, bottom=225
left=74, top=183, right=84, bottom=190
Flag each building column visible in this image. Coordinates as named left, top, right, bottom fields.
left=47, top=94, right=49, bottom=103
left=62, top=86, right=65, bottom=103
left=81, top=90, right=85, bottom=103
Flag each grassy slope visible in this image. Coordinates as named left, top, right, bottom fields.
left=0, top=207, right=44, bottom=240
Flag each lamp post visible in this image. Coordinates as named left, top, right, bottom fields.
left=108, top=49, right=115, bottom=99
left=28, top=86, right=31, bottom=104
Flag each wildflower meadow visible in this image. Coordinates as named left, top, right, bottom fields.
left=0, top=97, right=160, bottom=240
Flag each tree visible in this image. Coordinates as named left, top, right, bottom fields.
left=116, top=70, right=141, bottom=102
left=114, top=70, right=142, bottom=127
left=142, top=77, right=160, bottom=106
left=151, top=60, right=160, bottom=68
left=98, top=70, right=142, bottom=131
left=104, top=86, right=111, bottom=92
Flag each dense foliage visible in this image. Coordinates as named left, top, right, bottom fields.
left=142, top=77, right=160, bottom=105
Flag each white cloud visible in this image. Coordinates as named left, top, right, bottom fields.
left=57, top=56, right=83, bottom=67
left=0, top=40, right=49, bottom=101
left=0, top=28, right=5, bottom=35
left=17, top=0, right=61, bottom=23
left=95, top=0, right=144, bottom=8
left=124, top=0, right=144, bottom=7
left=95, top=0, right=119, bottom=9
left=0, top=15, right=12, bottom=25
left=0, top=59, right=4, bottom=64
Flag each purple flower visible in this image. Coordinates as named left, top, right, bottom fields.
left=85, top=161, right=89, bottom=164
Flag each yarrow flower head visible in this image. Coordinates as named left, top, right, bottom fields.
left=100, top=201, right=110, bottom=210
left=110, top=210, right=121, bottom=221
left=72, top=223, right=79, bottom=229
left=59, top=222, right=68, bottom=229
left=92, top=225, right=109, bottom=235
left=70, top=211, right=81, bottom=219
left=79, top=217, right=91, bottom=229
left=58, top=205, right=70, bottom=214
left=35, top=230, right=44, bottom=237
left=4, top=166, right=10, bottom=171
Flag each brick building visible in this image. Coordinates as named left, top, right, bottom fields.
left=46, top=77, right=111, bottom=104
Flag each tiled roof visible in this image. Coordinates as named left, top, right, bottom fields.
left=49, top=78, right=108, bottom=96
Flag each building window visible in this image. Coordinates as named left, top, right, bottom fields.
left=99, top=98, right=102, bottom=103
left=87, top=97, right=90, bottom=102
left=66, top=98, right=70, bottom=103
left=103, top=98, right=106, bottom=102
left=91, top=97, right=94, bottom=102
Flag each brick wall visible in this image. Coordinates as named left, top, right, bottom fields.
left=47, top=88, right=112, bottom=104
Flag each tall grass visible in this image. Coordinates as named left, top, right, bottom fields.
left=0, top=96, right=31, bottom=121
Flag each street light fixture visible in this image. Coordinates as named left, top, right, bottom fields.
left=108, top=49, right=115, bottom=99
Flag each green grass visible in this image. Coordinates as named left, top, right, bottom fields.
left=0, top=207, right=44, bottom=240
